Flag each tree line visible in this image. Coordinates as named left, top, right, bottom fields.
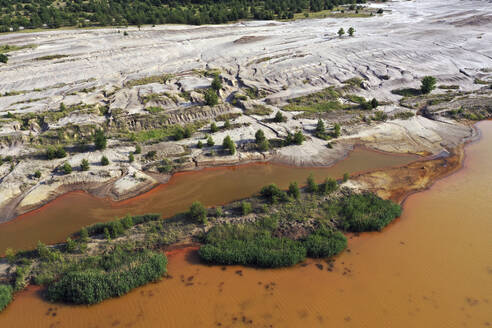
left=0, top=0, right=365, bottom=32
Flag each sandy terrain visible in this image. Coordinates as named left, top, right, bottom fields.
left=0, top=0, right=491, bottom=220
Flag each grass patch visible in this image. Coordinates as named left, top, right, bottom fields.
left=244, top=104, right=273, bottom=116
left=125, top=74, right=174, bottom=88
left=0, top=44, right=37, bottom=54
left=283, top=87, right=347, bottom=113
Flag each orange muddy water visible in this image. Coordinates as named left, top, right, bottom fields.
left=1, top=122, right=492, bottom=328
left=0, top=148, right=419, bottom=252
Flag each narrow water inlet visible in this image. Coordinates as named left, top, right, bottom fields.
left=0, top=147, right=419, bottom=252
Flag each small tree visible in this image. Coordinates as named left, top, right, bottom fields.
left=274, top=111, right=286, bottom=123
left=129, top=153, right=135, bottom=162
left=343, top=172, right=350, bottom=182
left=5, top=248, right=15, bottom=264
left=189, top=201, right=207, bottom=224
left=224, top=119, right=231, bottom=129
left=371, top=98, right=379, bottom=108
left=288, top=182, right=300, bottom=199
left=321, top=178, right=338, bottom=194
left=134, top=144, right=142, bottom=154
left=255, top=129, right=266, bottom=144
left=258, top=139, right=270, bottom=151
left=241, top=201, right=252, bottom=215
left=306, top=174, right=318, bottom=193
left=94, top=130, right=107, bottom=150
left=211, top=74, right=222, bottom=91
left=316, top=119, right=325, bottom=135
left=222, top=135, right=236, bottom=155
left=101, top=156, right=109, bottom=166
left=80, top=227, right=89, bottom=243
left=338, top=28, right=345, bottom=37
left=293, top=130, right=305, bottom=145
left=333, top=123, right=341, bottom=138
left=197, top=140, right=203, bottom=149
left=348, top=27, right=355, bottom=37
left=81, top=159, right=90, bottom=171
left=104, top=227, right=111, bottom=241
left=207, top=136, right=215, bottom=146
left=60, top=102, right=67, bottom=111
left=210, top=122, right=219, bottom=133
left=205, top=89, right=218, bottom=106
left=66, top=237, right=76, bottom=253
left=0, top=54, right=8, bottom=64
left=421, top=76, right=437, bottom=94
left=62, top=162, right=72, bottom=174
left=34, top=170, right=41, bottom=178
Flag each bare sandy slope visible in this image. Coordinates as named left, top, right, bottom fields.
left=0, top=0, right=491, bottom=220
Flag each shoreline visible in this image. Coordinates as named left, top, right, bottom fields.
left=0, top=144, right=420, bottom=224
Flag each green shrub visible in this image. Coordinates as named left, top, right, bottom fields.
left=62, top=162, right=72, bottom=174
left=46, top=146, right=66, bottom=160
left=199, top=235, right=306, bottom=268
left=421, top=76, right=437, bottom=94
left=321, top=178, right=338, bottom=194
left=306, top=173, right=318, bottom=193
left=101, top=156, right=109, bottom=166
left=241, top=201, right=252, bottom=215
left=94, top=130, right=107, bottom=150
left=46, top=249, right=167, bottom=305
left=222, top=135, right=236, bottom=155
left=303, top=228, right=347, bottom=258
left=260, top=184, right=288, bottom=203
left=207, top=136, right=215, bottom=146
left=0, top=285, right=13, bottom=312
left=336, top=193, right=402, bottom=232
left=210, top=122, right=219, bottom=133
left=205, top=89, right=218, bottom=106
left=81, top=159, right=90, bottom=171
left=189, top=201, right=207, bottom=224
left=288, top=182, right=300, bottom=199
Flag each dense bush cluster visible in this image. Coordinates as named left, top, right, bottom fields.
left=82, top=214, right=161, bottom=237
left=0, top=284, right=13, bottom=312
left=0, top=0, right=364, bottom=32
left=46, top=248, right=167, bottom=305
left=198, top=219, right=347, bottom=268
left=335, top=192, right=402, bottom=232
left=304, top=228, right=347, bottom=258
left=199, top=223, right=306, bottom=268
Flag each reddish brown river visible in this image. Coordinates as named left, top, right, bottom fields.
left=0, top=147, right=418, bottom=252
left=0, top=122, right=491, bottom=327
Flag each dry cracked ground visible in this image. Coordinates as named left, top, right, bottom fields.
left=0, top=0, right=491, bottom=220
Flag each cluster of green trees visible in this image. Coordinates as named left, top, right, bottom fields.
left=0, top=284, right=13, bottom=312
left=0, top=0, right=363, bottom=32
left=335, top=192, right=402, bottom=231
left=314, top=119, right=341, bottom=140
left=198, top=219, right=348, bottom=268
left=46, top=248, right=167, bottom=305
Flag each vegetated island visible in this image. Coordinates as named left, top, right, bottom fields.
left=0, top=172, right=402, bottom=310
